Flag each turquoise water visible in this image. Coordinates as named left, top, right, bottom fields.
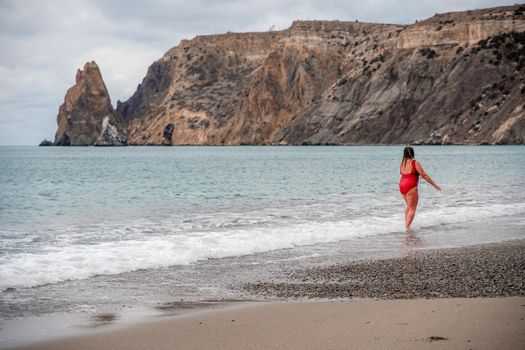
left=1, top=146, right=525, bottom=291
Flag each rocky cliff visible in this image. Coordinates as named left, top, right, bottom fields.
left=51, top=4, right=525, bottom=145
left=53, top=61, right=127, bottom=146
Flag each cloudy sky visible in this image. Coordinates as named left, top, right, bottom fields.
left=0, top=0, right=516, bottom=145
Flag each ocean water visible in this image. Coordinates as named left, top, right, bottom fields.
left=1, top=145, right=525, bottom=289
left=0, top=145, right=524, bottom=342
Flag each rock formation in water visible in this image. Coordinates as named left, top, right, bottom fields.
left=54, top=61, right=127, bottom=146
left=52, top=5, right=525, bottom=145
left=38, top=139, right=53, bottom=146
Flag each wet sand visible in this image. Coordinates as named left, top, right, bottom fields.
left=13, top=297, right=525, bottom=350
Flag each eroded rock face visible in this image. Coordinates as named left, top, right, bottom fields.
left=54, top=61, right=127, bottom=146
left=277, top=29, right=525, bottom=145
left=53, top=5, right=525, bottom=145
left=94, top=115, right=128, bottom=146
left=117, top=31, right=287, bottom=145
left=396, top=6, right=525, bottom=49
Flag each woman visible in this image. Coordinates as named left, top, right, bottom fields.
left=399, top=146, right=441, bottom=231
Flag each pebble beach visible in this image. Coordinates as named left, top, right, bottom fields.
left=243, top=240, right=525, bottom=299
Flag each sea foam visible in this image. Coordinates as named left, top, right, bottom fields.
left=1, top=202, right=524, bottom=290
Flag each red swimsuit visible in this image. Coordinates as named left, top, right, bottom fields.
left=399, top=159, right=419, bottom=195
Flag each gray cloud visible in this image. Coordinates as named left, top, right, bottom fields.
left=0, top=0, right=516, bottom=145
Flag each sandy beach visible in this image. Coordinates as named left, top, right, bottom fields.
left=10, top=241, right=525, bottom=350
left=12, top=297, right=525, bottom=350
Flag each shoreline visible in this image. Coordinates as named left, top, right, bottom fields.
left=6, top=240, right=524, bottom=349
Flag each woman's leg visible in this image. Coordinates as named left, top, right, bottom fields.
left=402, top=194, right=409, bottom=227
left=405, top=187, right=419, bottom=230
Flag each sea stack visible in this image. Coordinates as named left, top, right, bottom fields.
left=54, top=61, right=127, bottom=146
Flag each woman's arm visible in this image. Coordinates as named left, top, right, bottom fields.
left=415, top=161, right=442, bottom=191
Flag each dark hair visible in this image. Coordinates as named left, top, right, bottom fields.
left=402, top=146, right=415, bottom=166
